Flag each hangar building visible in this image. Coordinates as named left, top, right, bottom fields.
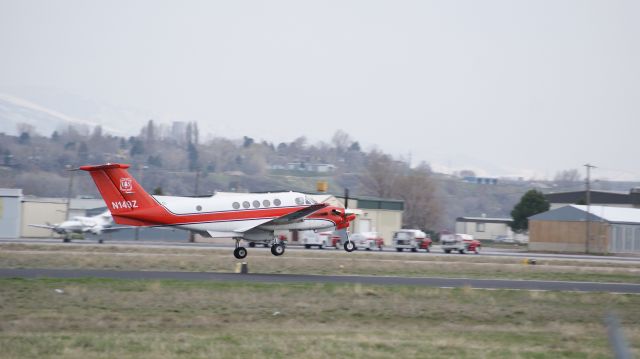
left=529, top=205, right=640, bottom=254
left=544, top=188, right=640, bottom=210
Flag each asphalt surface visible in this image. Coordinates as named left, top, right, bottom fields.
left=2, top=268, right=640, bottom=294
left=3, top=238, right=640, bottom=263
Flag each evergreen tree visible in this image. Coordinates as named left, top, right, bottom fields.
left=510, top=189, right=550, bottom=232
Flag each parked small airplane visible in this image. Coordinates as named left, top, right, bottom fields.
left=79, top=163, right=357, bottom=258
left=29, top=210, right=115, bottom=242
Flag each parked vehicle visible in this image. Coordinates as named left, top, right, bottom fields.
left=441, top=233, right=481, bottom=254
left=301, top=230, right=328, bottom=249
left=392, top=229, right=432, bottom=252
left=351, top=232, right=384, bottom=251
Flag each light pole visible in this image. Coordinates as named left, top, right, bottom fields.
left=65, top=164, right=75, bottom=220
left=584, top=163, right=596, bottom=253
left=134, top=165, right=148, bottom=240
left=189, top=169, right=201, bottom=243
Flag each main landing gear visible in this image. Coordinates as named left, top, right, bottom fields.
left=270, top=236, right=285, bottom=257
left=233, top=239, right=248, bottom=259
left=233, top=237, right=285, bottom=259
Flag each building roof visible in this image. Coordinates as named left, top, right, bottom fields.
left=456, top=216, right=512, bottom=224
left=544, top=189, right=640, bottom=205
left=0, top=188, right=22, bottom=197
left=530, top=205, right=640, bottom=225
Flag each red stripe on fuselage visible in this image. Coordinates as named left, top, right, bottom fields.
left=111, top=204, right=310, bottom=226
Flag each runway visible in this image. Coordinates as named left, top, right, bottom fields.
left=2, top=268, right=639, bottom=294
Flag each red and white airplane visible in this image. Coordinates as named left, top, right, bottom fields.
left=80, top=163, right=356, bottom=258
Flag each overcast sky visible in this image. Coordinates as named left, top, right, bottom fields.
left=1, top=0, right=639, bottom=180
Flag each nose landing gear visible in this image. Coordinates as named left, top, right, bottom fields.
left=344, top=240, right=355, bottom=252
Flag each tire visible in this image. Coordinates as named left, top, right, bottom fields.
left=248, top=242, right=256, bottom=248
left=396, top=248, right=403, bottom=252
left=459, top=249, right=465, bottom=254
left=305, top=244, right=311, bottom=249
left=234, top=247, right=248, bottom=259
left=344, top=241, right=355, bottom=252
left=271, top=243, right=285, bottom=256
left=444, top=249, right=451, bottom=254
left=411, top=248, right=417, bottom=252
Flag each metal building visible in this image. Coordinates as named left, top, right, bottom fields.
left=0, top=188, right=23, bottom=238
left=529, top=205, right=640, bottom=254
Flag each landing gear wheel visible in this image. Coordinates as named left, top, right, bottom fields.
left=234, top=247, right=248, bottom=259
left=271, top=243, right=285, bottom=256
left=459, top=249, right=466, bottom=254
left=344, top=241, right=355, bottom=252
left=248, top=242, right=256, bottom=248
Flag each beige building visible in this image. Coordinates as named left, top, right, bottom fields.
left=21, top=199, right=67, bottom=237
left=455, top=216, right=513, bottom=241
left=310, top=194, right=404, bottom=245
left=20, top=197, right=107, bottom=238
left=529, top=205, right=640, bottom=254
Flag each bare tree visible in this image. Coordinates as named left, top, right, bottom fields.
left=554, top=169, right=582, bottom=183
left=331, top=129, right=351, bottom=152
left=360, top=149, right=402, bottom=198
left=394, top=166, right=442, bottom=230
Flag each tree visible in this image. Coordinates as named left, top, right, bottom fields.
left=243, top=136, right=254, bottom=148
left=554, top=169, right=582, bottom=184
left=395, top=166, right=442, bottom=230
left=360, top=150, right=402, bottom=198
left=331, top=129, right=351, bottom=152
left=510, top=189, right=550, bottom=233
left=188, top=142, right=199, bottom=171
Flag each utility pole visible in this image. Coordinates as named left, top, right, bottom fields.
left=189, top=170, right=200, bottom=243
left=584, top=163, right=596, bottom=253
left=65, top=165, right=75, bottom=220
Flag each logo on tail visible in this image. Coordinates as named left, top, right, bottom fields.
left=120, top=178, right=133, bottom=193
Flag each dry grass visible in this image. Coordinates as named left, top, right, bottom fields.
left=0, top=277, right=638, bottom=358
left=1, top=243, right=639, bottom=283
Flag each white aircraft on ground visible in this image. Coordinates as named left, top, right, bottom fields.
left=29, top=210, right=115, bottom=242
left=79, top=163, right=357, bottom=259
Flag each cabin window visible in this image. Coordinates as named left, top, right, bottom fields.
left=253, top=200, right=260, bottom=208
left=242, top=201, right=250, bottom=209
left=232, top=202, right=240, bottom=210
left=196, top=205, right=202, bottom=211
left=274, top=199, right=282, bottom=206
left=263, top=200, right=271, bottom=207
left=295, top=197, right=305, bottom=205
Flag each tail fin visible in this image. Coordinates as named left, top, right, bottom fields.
left=80, top=163, right=159, bottom=225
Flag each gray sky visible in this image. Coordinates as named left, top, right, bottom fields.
left=1, top=0, right=639, bottom=180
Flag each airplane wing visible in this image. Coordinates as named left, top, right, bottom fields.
left=258, top=203, right=328, bottom=226
left=209, top=203, right=329, bottom=236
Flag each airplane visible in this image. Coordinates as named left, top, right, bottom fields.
left=29, top=210, right=115, bottom=242
left=78, top=163, right=357, bottom=259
